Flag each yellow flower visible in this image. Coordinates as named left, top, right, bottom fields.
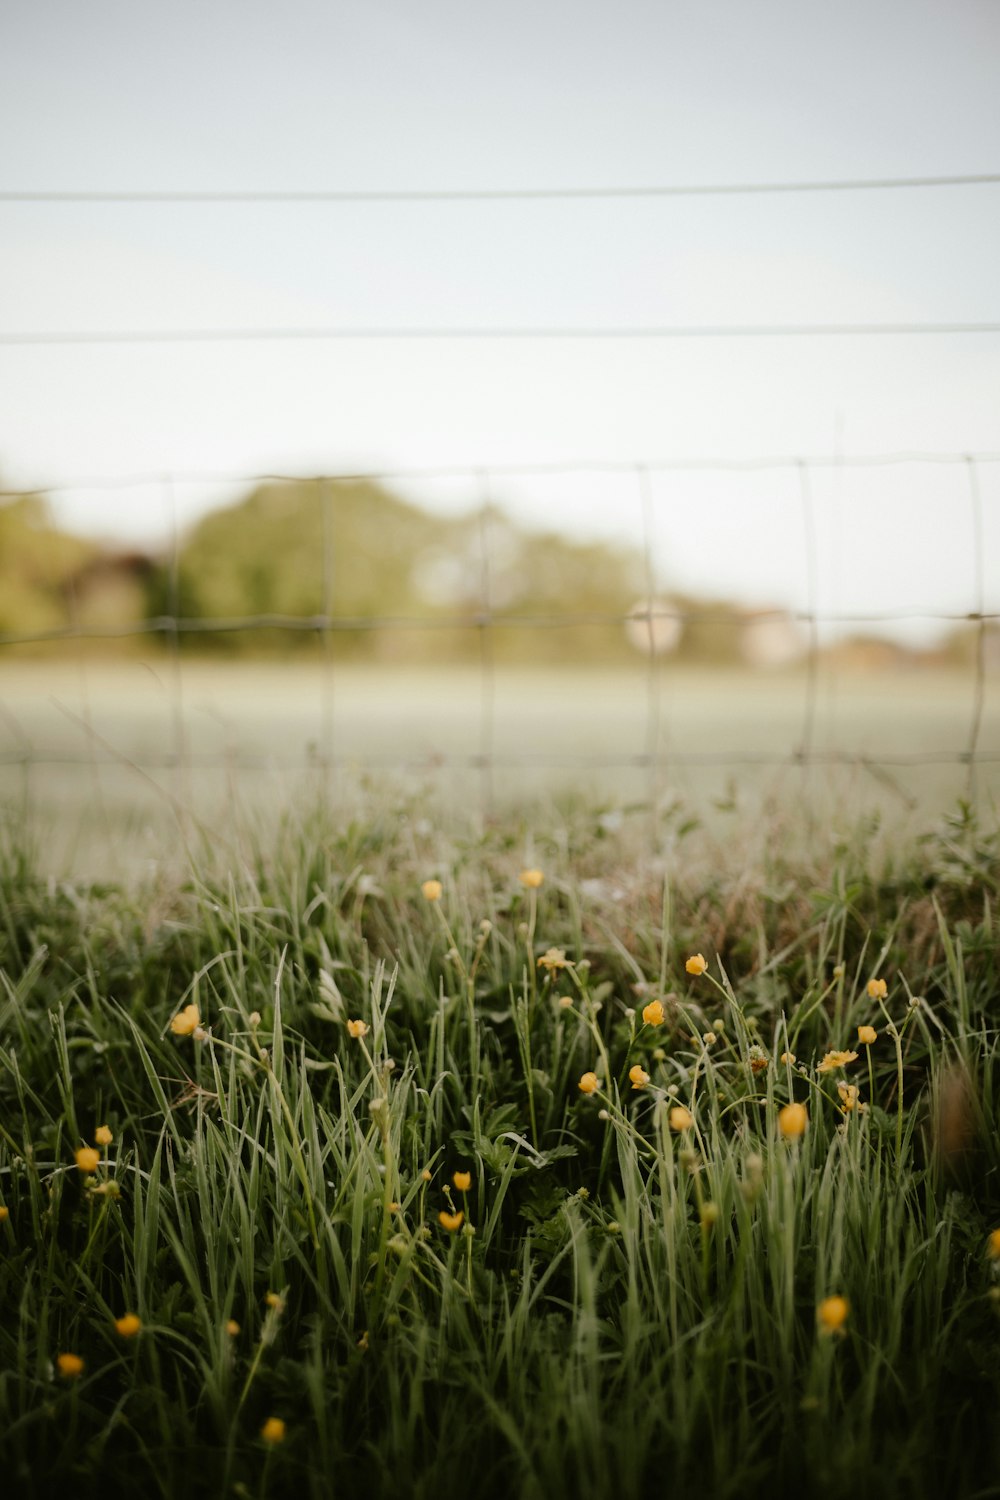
left=438, top=1210, right=464, bottom=1231
left=75, top=1147, right=100, bottom=1174
left=265, top=1290, right=285, bottom=1310
left=114, top=1313, right=141, bottom=1338
left=780, top=1051, right=796, bottom=1065
left=170, top=1003, right=201, bottom=1036
left=837, top=1082, right=860, bottom=1113
left=260, top=1417, right=286, bottom=1445
left=642, top=999, right=665, bottom=1027
left=421, top=879, right=443, bottom=902
left=226, top=1319, right=240, bottom=1336
left=778, top=1102, right=809, bottom=1138
left=94, top=1125, right=113, bottom=1147
left=817, top=1295, right=849, bottom=1333
left=987, top=1228, right=1000, bottom=1259
left=578, top=1071, right=601, bottom=1095
left=518, top=868, right=544, bottom=889
left=629, top=1065, right=650, bottom=1090
left=346, top=1019, right=369, bottom=1039
left=867, top=978, right=888, bottom=1000
left=56, top=1352, right=84, bottom=1379
left=668, top=1105, right=694, bottom=1131
left=452, top=1170, right=472, bottom=1192
left=537, top=947, right=569, bottom=972
left=685, top=954, right=708, bottom=976
left=857, top=1025, right=878, bottom=1045
left=421, top=1168, right=432, bottom=1182
left=817, top=1049, right=859, bottom=1073
left=557, top=995, right=574, bottom=1009
left=0, top=1206, right=9, bottom=1222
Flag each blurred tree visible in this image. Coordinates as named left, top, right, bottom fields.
left=0, top=496, right=97, bottom=637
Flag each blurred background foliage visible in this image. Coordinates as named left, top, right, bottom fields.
left=0, top=487, right=986, bottom=668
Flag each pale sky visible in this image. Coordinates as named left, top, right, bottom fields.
left=1, top=0, right=999, bottom=641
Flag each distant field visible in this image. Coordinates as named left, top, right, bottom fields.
left=0, top=658, right=996, bottom=878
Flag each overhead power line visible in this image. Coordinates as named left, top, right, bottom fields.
left=0, top=173, right=998, bottom=204
left=2, top=322, right=999, bottom=347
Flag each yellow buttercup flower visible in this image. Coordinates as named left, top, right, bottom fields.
left=866, top=977, right=888, bottom=1000
left=94, top=1124, right=113, bottom=1147
left=780, top=1051, right=796, bottom=1065
left=578, top=1071, right=601, bottom=1095
left=668, top=1105, right=694, bottom=1131
left=452, top=1170, right=471, bottom=1192
left=260, top=1417, right=286, bottom=1445
left=265, top=1291, right=285, bottom=1311
left=857, top=1025, right=878, bottom=1045
left=0, top=1206, right=9, bottom=1222
left=115, top=1313, right=141, bottom=1338
left=817, top=1295, right=849, bottom=1333
left=438, top=1210, right=464, bottom=1231
left=642, top=999, right=665, bottom=1027
left=685, top=954, right=708, bottom=976
left=518, top=868, right=544, bottom=889
left=346, top=1019, right=369, bottom=1039
left=75, top=1147, right=100, bottom=1174
left=537, top=947, right=569, bottom=972
left=56, top=1352, right=84, bottom=1379
left=778, top=1102, right=808, bottom=1138
left=421, top=879, right=443, bottom=902
left=629, top=1065, right=650, bottom=1090
left=837, top=1082, right=860, bottom=1113
left=987, top=1228, right=1000, bottom=1259
left=226, top=1319, right=240, bottom=1336
left=817, top=1049, right=859, bottom=1073
left=170, top=1003, right=201, bottom=1036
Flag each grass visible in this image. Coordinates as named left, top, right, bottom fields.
left=0, top=791, right=998, bottom=1499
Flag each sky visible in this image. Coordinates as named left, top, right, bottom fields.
left=1, top=0, right=999, bottom=641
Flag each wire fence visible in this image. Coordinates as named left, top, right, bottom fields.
left=1, top=453, right=997, bottom=841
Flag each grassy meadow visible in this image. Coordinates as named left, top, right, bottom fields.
left=0, top=782, right=999, bottom=1499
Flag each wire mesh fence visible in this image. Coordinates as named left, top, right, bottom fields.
left=1, top=451, right=998, bottom=864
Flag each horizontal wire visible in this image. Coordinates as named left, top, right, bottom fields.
left=1, top=748, right=995, bottom=771
left=1, top=608, right=995, bottom=649
left=3, top=323, right=1000, bottom=346
left=3, top=451, right=1000, bottom=499
left=2, top=173, right=998, bottom=204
